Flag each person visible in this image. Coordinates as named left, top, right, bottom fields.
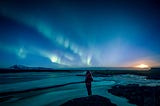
left=85, top=71, right=93, bottom=96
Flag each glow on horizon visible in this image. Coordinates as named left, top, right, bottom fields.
left=135, top=64, right=149, bottom=69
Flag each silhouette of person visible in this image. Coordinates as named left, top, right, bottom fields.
left=85, top=71, right=93, bottom=96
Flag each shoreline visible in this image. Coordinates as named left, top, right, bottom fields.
left=0, top=81, right=83, bottom=96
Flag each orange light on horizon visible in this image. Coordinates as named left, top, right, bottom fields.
left=135, top=64, right=150, bottom=69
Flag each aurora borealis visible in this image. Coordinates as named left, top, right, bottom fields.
left=0, top=0, right=160, bottom=68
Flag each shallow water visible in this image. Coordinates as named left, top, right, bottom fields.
left=0, top=72, right=159, bottom=106
left=0, top=72, right=72, bottom=84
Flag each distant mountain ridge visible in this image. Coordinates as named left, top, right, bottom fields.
left=9, top=65, right=53, bottom=70
left=0, top=65, right=159, bottom=77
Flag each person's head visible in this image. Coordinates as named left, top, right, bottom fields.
left=86, top=70, right=90, bottom=75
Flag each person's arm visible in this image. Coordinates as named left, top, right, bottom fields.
left=91, top=73, right=93, bottom=81
left=91, top=76, right=93, bottom=81
left=85, top=75, right=87, bottom=83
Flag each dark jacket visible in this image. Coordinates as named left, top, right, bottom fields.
left=85, top=72, right=93, bottom=83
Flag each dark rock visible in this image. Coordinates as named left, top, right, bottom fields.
left=60, top=95, right=117, bottom=106
left=147, top=75, right=160, bottom=80
left=108, top=84, right=160, bottom=106
left=0, top=96, right=13, bottom=102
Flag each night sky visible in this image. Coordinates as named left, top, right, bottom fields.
left=0, top=0, right=160, bottom=68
